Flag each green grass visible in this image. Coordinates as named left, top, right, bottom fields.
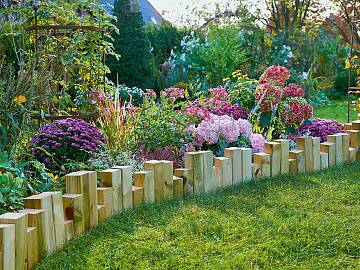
left=313, top=99, right=358, bottom=123
left=36, top=163, right=360, bottom=270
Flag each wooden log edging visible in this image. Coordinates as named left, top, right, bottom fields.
left=1, top=121, right=360, bottom=270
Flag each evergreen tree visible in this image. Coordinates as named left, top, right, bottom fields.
left=108, top=0, right=155, bottom=88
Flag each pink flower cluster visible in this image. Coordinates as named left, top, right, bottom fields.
left=280, top=98, right=313, bottom=126
left=258, top=65, right=290, bottom=86
left=145, top=88, right=157, bottom=99
left=161, top=87, right=185, bottom=101
left=255, top=83, right=283, bottom=112
left=208, top=87, right=228, bottom=101
left=250, top=133, right=265, bottom=153
left=283, top=83, right=305, bottom=98
left=188, top=113, right=264, bottom=152
left=183, top=100, right=211, bottom=120
left=89, top=90, right=106, bottom=105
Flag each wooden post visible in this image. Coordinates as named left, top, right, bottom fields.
left=312, top=137, right=321, bottom=171
left=20, top=209, right=46, bottom=259
left=224, top=147, right=242, bottom=184
left=202, top=151, right=214, bottom=192
left=349, top=147, right=357, bottom=161
left=320, top=152, right=329, bottom=169
left=289, top=150, right=305, bottom=173
left=274, top=139, right=290, bottom=174
left=214, top=157, right=232, bottom=187
left=0, top=224, right=15, bottom=270
left=241, top=148, right=253, bottom=181
left=43, top=191, right=65, bottom=249
left=97, top=187, right=114, bottom=219
left=64, top=220, right=74, bottom=241
left=27, top=227, right=39, bottom=269
left=174, top=168, right=192, bottom=195
left=343, top=123, right=353, bottom=131
left=352, top=120, right=360, bottom=130
left=62, top=194, right=84, bottom=237
left=173, top=176, right=184, bottom=198
left=264, top=142, right=281, bottom=176
left=65, top=171, right=98, bottom=229
left=340, top=133, right=350, bottom=162
left=132, top=186, right=144, bottom=207
left=99, top=169, right=122, bottom=213
left=296, top=136, right=314, bottom=172
left=320, top=142, right=336, bottom=167
left=253, top=153, right=271, bottom=177
left=162, top=161, right=174, bottom=200
left=327, top=134, right=343, bottom=164
left=0, top=213, right=27, bottom=270
left=24, top=193, right=56, bottom=253
left=348, top=130, right=360, bottom=160
left=97, top=205, right=106, bottom=224
left=289, top=159, right=297, bottom=174
left=134, top=171, right=155, bottom=203
left=144, top=161, right=164, bottom=202
left=112, top=166, right=133, bottom=210
left=185, top=152, right=204, bottom=194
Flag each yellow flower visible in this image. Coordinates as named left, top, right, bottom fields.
left=13, top=95, right=27, bottom=104
left=223, top=77, right=231, bottom=82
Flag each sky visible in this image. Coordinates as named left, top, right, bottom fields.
left=148, top=0, right=335, bottom=26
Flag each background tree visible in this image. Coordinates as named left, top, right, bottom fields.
left=108, top=0, right=155, bottom=88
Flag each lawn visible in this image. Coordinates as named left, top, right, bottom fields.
left=313, top=99, right=358, bottom=123
left=36, top=162, right=360, bottom=270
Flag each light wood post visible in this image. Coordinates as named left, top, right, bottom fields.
left=97, top=205, right=106, bottom=224
left=351, top=120, right=360, bottom=130
left=224, top=147, right=242, bottom=184
left=0, top=224, right=15, bottom=270
left=97, top=187, right=114, bottom=219
left=65, top=171, right=98, bottom=229
left=27, top=226, right=39, bottom=269
left=24, top=193, right=56, bottom=253
left=320, top=142, right=336, bottom=167
left=214, top=157, right=232, bottom=187
left=0, top=213, right=27, bottom=270
left=241, top=148, right=253, bottom=181
left=113, top=166, right=133, bottom=210
left=296, top=136, right=314, bottom=172
left=99, top=169, right=122, bottom=213
left=62, top=194, right=84, bottom=236
left=64, top=220, right=74, bottom=241
left=202, top=151, right=214, bottom=192
left=327, top=134, right=343, bottom=164
left=312, top=137, right=321, bottom=171
left=320, top=152, right=329, bottom=169
left=340, top=133, right=350, bottom=162
left=264, top=142, right=281, bottom=176
left=134, top=171, right=155, bottom=203
left=253, top=153, right=271, bottom=177
left=20, top=209, right=46, bottom=259
left=162, top=161, right=174, bottom=200
left=174, top=168, right=192, bottom=195
left=173, top=176, right=184, bottom=198
left=274, top=139, right=290, bottom=174
left=348, top=130, right=360, bottom=160
left=144, top=161, right=164, bottom=201
left=132, top=186, right=144, bottom=207
left=289, top=159, right=297, bottom=174
left=289, top=150, right=305, bottom=174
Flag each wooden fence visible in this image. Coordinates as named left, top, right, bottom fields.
left=1, top=120, right=360, bottom=270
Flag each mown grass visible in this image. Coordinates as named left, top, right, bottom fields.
left=36, top=162, right=360, bottom=270
left=313, top=99, right=358, bottom=123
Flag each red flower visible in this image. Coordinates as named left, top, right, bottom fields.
left=283, top=83, right=305, bottom=98
left=259, top=65, right=290, bottom=86
left=255, top=83, right=283, bottom=112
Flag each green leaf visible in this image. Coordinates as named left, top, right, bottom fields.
left=259, top=113, right=272, bottom=127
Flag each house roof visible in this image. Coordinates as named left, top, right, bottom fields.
left=101, top=0, right=164, bottom=25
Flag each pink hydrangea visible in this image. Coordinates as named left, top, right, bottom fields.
left=161, top=87, right=185, bottom=101
left=279, top=97, right=313, bottom=126
left=250, top=133, right=265, bottom=153
left=283, top=83, right=305, bottom=98
left=218, top=115, right=240, bottom=143
left=236, top=119, right=253, bottom=137
left=259, top=65, right=290, bottom=86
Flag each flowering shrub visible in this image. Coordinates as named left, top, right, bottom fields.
left=187, top=114, right=264, bottom=156
left=279, top=98, right=313, bottom=127
left=31, top=118, right=105, bottom=167
left=258, top=65, right=290, bottom=86
left=255, top=83, right=283, bottom=112
left=208, top=87, right=228, bottom=101
left=296, top=118, right=341, bottom=142
left=283, top=83, right=305, bottom=98
left=161, top=87, right=185, bottom=102
left=136, top=145, right=183, bottom=168
left=210, top=102, right=248, bottom=120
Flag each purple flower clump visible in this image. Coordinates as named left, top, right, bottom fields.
left=31, top=118, right=105, bottom=166
left=210, top=102, right=248, bottom=120
left=296, top=118, right=341, bottom=142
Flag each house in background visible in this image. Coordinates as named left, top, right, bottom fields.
left=101, top=0, right=165, bottom=25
